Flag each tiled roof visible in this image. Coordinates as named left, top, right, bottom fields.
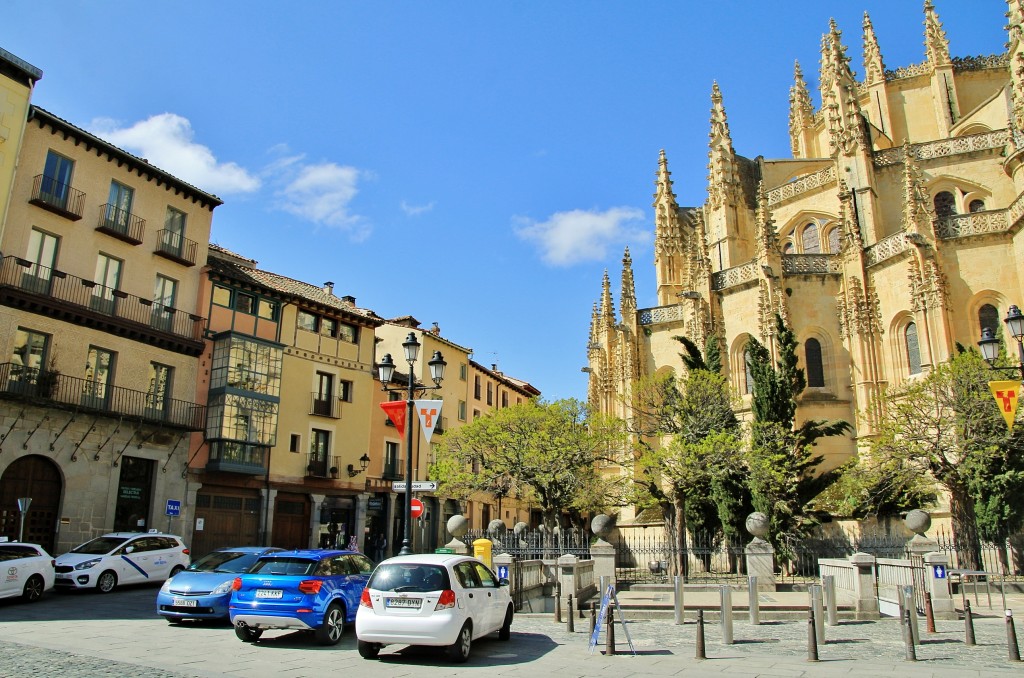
left=207, top=256, right=383, bottom=325
left=28, top=106, right=223, bottom=210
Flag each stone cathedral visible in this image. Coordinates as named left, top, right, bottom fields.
left=587, top=1, right=1024, bottom=512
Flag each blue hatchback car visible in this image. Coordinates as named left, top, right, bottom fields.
left=157, top=546, right=282, bottom=622
left=229, top=549, right=373, bottom=645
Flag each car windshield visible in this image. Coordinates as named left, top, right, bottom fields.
left=368, top=564, right=451, bottom=593
left=249, top=557, right=317, bottom=576
left=71, top=536, right=128, bottom=555
left=187, top=551, right=262, bottom=573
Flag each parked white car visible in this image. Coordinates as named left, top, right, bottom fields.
left=55, top=532, right=190, bottom=593
left=0, top=542, right=55, bottom=602
left=355, top=554, right=513, bottom=662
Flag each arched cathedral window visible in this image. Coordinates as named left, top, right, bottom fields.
left=826, top=228, right=841, bottom=254
left=744, top=349, right=754, bottom=395
left=805, top=338, right=825, bottom=387
left=969, top=199, right=986, bottom=213
left=905, top=322, right=922, bottom=376
left=979, top=303, right=999, bottom=340
left=934, top=191, right=956, bottom=217
left=801, top=223, right=820, bottom=253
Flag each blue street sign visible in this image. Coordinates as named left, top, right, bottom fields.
left=933, top=564, right=946, bottom=579
left=165, top=500, right=181, bottom=517
left=497, top=565, right=509, bottom=580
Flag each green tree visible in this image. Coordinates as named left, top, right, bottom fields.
left=870, top=349, right=1024, bottom=569
left=431, top=399, right=627, bottom=529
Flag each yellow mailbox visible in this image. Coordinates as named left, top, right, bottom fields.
left=472, top=538, right=492, bottom=569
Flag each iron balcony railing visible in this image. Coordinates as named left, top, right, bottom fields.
left=0, top=362, right=205, bottom=430
left=154, top=229, right=198, bottom=267
left=382, top=460, right=403, bottom=480
left=97, top=203, right=145, bottom=244
left=29, top=174, right=85, bottom=220
left=0, top=255, right=204, bottom=342
left=306, top=453, right=341, bottom=478
left=310, top=392, right=342, bottom=418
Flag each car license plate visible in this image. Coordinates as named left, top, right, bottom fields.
left=385, top=597, right=421, bottom=608
left=255, top=589, right=283, bottom=599
left=172, top=598, right=197, bottom=607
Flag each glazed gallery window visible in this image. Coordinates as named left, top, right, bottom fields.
left=205, top=394, right=278, bottom=447
left=11, top=329, right=48, bottom=381
left=905, top=322, right=922, bottom=376
left=297, top=310, right=318, bottom=332
left=210, top=335, right=283, bottom=397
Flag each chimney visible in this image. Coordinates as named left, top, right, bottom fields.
left=492, top=363, right=498, bottom=372
left=431, top=322, right=440, bottom=335
left=341, top=295, right=356, bottom=306
left=323, top=281, right=334, bottom=295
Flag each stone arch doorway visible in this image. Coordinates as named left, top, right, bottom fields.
left=1, top=455, right=62, bottom=553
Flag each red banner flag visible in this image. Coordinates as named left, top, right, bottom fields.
left=380, top=401, right=407, bottom=436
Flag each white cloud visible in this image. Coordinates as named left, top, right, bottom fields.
left=92, top=114, right=260, bottom=194
left=514, top=207, right=650, bottom=266
left=400, top=200, right=435, bottom=216
left=276, top=162, right=370, bottom=239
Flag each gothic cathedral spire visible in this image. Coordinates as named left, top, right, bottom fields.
left=923, top=0, right=950, bottom=68
left=707, top=82, right=739, bottom=210
left=862, top=12, right=885, bottom=86
left=620, top=248, right=636, bottom=320
left=789, top=61, right=815, bottom=158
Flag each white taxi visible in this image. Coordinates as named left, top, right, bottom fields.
left=55, top=532, right=189, bottom=593
left=0, top=541, right=55, bottom=602
left=355, top=554, right=513, bottom=662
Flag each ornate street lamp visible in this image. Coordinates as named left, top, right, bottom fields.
left=977, top=304, right=1024, bottom=381
left=377, top=332, right=446, bottom=555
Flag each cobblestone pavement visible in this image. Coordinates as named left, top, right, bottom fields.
left=0, top=585, right=1022, bottom=677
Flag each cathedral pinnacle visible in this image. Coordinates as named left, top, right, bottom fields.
left=924, top=0, right=951, bottom=67
left=862, top=12, right=886, bottom=86
left=902, top=142, right=934, bottom=241
left=789, top=61, right=815, bottom=157
left=653, top=148, right=678, bottom=207
left=600, top=269, right=615, bottom=330
left=820, top=18, right=853, bottom=90
left=707, top=82, right=738, bottom=209
left=621, top=248, right=637, bottom=317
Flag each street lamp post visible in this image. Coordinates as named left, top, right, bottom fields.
left=377, top=332, right=446, bottom=556
left=978, top=304, right=1024, bottom=381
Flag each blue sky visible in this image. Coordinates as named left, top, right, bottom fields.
left=2, top=1, right=1007, bottom=400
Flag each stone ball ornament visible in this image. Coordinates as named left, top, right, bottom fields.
left=513, top=521, right=529, bottom=536
left=446, top=514, right=469, bottom=539
left=487, top=519, right=507, bottom=536
left=904, top=509, right=931, bottom=536
left=591, top=514, right=615, bottom=538
left=745, top=512, right=770, bottom=539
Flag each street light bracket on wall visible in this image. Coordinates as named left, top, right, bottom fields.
left=347, top=452, right=371, bottom=477
left=977, top=304, right=1024, bottom=382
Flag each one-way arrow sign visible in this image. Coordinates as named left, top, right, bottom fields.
left=391, top=481, right=438, bottom=492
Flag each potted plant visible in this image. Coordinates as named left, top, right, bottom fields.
left=329, top=466, right=339, bottom=478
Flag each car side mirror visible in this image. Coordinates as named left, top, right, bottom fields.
left=124, top=546, right=134, bottom=554
left=498, top=578, right=510, bottom=587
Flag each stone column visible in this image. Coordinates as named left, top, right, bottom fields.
left=744, top=513, right=776, bottom=591
left=923, top=552, right=956, bottom=620
left=558, top=554, right=578, bottom=605
left=848, top=552, right=879, bottom=619
left=354, top=492, right=369, bottom=552
left=309, top=493, right=326, bottom=549
left=260, top=487, right=278, bottom=546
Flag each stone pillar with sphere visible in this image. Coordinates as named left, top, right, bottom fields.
left=589, top=514, right=617, bottom=586
left=744, top=512, right=776, bottom=591
left=487, top=519, right=508, bottom=553
left=905, top=509, right=956, bottom=620
left=445, top=515, right=469, bottom=555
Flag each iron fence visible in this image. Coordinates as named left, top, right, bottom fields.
left=464, top=527, right=591, bottom=560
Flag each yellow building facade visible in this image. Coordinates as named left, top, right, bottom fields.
left=588, top=3, right=1024, bottom=521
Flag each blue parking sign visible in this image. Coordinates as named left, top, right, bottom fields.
left=497, top=565, right=509, bottom=580
left=165, top=499, right=181, bottom=517
left=933, top=564, right=946, bottom=579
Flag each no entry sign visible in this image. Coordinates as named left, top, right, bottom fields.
left=410, top=498, right=424, bottom=519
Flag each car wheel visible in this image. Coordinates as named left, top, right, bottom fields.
left=446, top=622, right=472, bottom=663
left=315, top=603, right=345, bottom=646
left=498, top=605, right=513, bottom=640
left=357, top=640, right=381, bottom=659
left=169, top=565, right=184, bottom=577
left=235, top=623, right=263, bottom=642
left=21, top=574, right=45, bottom=603
left=96, top=571, right=118, bottom=594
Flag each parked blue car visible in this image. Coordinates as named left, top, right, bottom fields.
left=157, top=546, right=282, bottom=623
left=229, top=549, right=373, bottom=645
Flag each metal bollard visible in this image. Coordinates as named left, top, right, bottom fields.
left=924, top=592, right=936, bottom=634
left=748, top=575, right=760, bottom=625
left=673, top=575, right=684, bottom=625
left=696, top=608, right=706, bottom=660
left=554, top=582, right=562, bottom=623
left=965, top=599, right=976, bottom=646
left=823, top=575, right=838, bottom=627
left=902, top=585, right=919, bottom=646
left=567, top=595, right=574, bottom=633
left=605, top=602, right=615, bottom=655
left=807, top=607, right=819, bottom=662
left=1008, top=609, right=1021, bottom=662
left=903, top=609, right=917, bottom=661
left=810, top=584, right=825, bottom=643
left=590, top=602, right=597, bottom=636
left=720, top=584, right=733, bottom=644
